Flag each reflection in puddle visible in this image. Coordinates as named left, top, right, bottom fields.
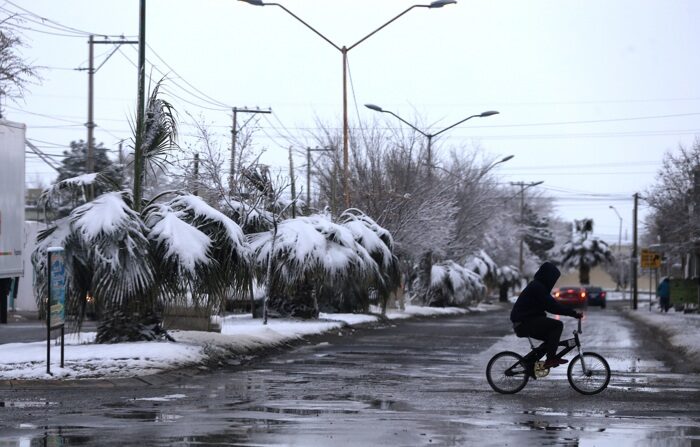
left=0, top=399, right=58, bottom=408
left=105, top=410, right=183, bottom=422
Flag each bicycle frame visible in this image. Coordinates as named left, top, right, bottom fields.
left=489, top=318, right=609, bottom=394
left=506, top=319, right=585, bottom=378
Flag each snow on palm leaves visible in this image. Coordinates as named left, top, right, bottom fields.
left=248, top=211, right=395, bottom=317
left=33, top=187, right=252, bottom=341
left=559, top=235, right=613, bottom=285
left=143, top=193, right=252, bottom=305
left=33, top=191, right=155, bottom=328
left=429, top=261, right=485, bottom=307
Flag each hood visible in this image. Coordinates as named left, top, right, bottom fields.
left=533, top=261, right=560, bottom=292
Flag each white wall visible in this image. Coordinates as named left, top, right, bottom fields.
left=14, top=221, right=44, bottom=312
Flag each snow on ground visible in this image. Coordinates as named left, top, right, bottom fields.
left=624, top=306, right=700, bottom=367
left=0, top=303, right=496, bottom=381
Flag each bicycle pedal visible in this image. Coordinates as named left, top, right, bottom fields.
left=534, top=361, right=550, bottom=378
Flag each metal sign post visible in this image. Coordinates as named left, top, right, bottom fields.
left=640, top=249, right=661, bottom=312
left=47, top=247, right=66, bottom=375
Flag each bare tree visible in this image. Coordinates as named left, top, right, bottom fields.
left=0, top=15, right=41, bottom=116
left=644, top=138, right=700, bottom=264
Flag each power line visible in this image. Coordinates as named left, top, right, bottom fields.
left=3, top=1, right=135, bottom=38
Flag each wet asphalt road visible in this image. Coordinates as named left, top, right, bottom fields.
left=1, top=304, right=700, bottom=446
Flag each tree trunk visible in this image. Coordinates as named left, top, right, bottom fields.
left=418, top=251, right=433, bottom=305
left=579, top=264, right=591, bottom=285
left=499, top=284, right=509, bottom=302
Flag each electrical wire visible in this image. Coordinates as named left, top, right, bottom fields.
left=118, top=46, right=230, bottom=112
left=146, top=44, right=231, bottom=109
left=3, top=1, right=136, bottom=38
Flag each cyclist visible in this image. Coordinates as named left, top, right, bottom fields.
left=510, top=261, right=583, bottom=369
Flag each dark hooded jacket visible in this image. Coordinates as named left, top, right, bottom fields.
left=510, top=262, right=578, bottom=323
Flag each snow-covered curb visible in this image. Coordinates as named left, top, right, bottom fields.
left=0, top=303, right=501, bottom=381
left=623, top=307, right=700, bottom=369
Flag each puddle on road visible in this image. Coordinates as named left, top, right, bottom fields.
left=104, top=410, right=183, bottom=422
left=0, top=399, right=58, bottom=408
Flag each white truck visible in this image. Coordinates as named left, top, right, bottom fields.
left=0, top=119, right=26, bottom=322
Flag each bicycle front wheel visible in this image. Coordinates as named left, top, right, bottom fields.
left=486, top=351, right=529, bottom=394
left=567, top=352, right=610, bottom=395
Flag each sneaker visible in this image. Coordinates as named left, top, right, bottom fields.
left=543, top=358, right=568, bottom=369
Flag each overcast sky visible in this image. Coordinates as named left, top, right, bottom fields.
left=3, top=0, right=700, bottom=245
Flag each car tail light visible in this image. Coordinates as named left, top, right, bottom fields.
left=580, top=291, right=587, bottom=300
left=555, top=292, right=560, bottom=298
left=600, top=291, right=606, bottom=298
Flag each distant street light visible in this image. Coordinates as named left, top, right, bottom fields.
left=480, top=154, right=514, bottom=179
left=364, top=103, right=499, bottom=178
left=510, top=180, right=544, bottom=273
left=609, top=205, right=623, bottom=254
left=240, top=0, right=457, bottom=209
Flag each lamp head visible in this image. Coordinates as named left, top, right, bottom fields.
left=500, top=155, right=514, bottom=163
left=239, top=0, right=265, bottom=5
left=429, top=0, right=457, bottom=8
left=480, top=110, right=499, bottom=117
left=364, top=104, right=384, bottom=112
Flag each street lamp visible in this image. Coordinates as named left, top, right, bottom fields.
left=510, top=180, right=544, bottom=273
left=239, top=0, right=457, bottom=209
left=609, top=205, right=623, bottom=254
left=365, top=103, right=499, bottom=177
left=484, top=154, right=514, bottom=174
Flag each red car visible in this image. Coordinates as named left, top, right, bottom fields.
left=552, top=286, right=588, bottom=308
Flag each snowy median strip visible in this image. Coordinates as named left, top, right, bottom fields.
left=0, top=304, right=495, bottom=381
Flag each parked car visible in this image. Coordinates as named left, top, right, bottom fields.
left=584, top=286, right=607, bottom=309
left=552, top=286, right=588, bottom=308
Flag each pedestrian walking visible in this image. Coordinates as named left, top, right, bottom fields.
left=656, top=277, right=671, bottom=313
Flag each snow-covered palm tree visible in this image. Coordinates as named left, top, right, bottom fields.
left=248, top=211, right=395, bottom=318
left=559, top=235, right=613, bottom=285
left=465, top=250, right=521, bottom=302
left=33, top=188, right=253, bottom=342
left=428, top=260, right=485, bottom=307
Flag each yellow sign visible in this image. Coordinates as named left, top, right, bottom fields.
left=641, top=249, right=661, bottom=269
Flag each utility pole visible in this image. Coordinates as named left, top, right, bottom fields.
left=511, top=181, right=544, bottom=274
left=306, top=147, right=334, bottom=208
left=84, top=35, right=137, bottom=200
left=193, top=153, right=199, bottom=196
left=288, top=147, right=296, bottom=218
left=229, top=107, right=271, bottom=196
left=632, top=192, right=639, bottom=310
left=133, top=0, right=147, bottom=212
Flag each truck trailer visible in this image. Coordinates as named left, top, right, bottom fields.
left=0, top=119, right=26, bottom=323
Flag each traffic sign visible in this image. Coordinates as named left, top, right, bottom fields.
left=640, top=249, right=661, bottom=269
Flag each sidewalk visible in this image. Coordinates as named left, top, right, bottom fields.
left=623, top=306, right=700, bottom=369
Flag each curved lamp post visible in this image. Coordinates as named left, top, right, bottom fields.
left=365, top=103, right=498, bottom=178
left=239, top=0, right=457, bottom=209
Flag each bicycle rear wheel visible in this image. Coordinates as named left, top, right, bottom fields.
left=486, top=351, right=529, bottom=394
left=567, top=352, right=610, bottom=395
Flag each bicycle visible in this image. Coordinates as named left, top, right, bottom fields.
left=486, top=318, right=610, bottom=395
